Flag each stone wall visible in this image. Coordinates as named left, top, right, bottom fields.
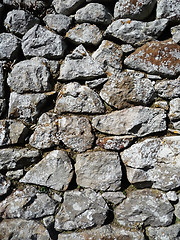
left=0, top=0, right=180, bottom=239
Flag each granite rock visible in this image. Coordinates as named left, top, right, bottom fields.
left=0, top=174, right=11, bottom=196
left=169, top=98, right=180, bottom=121
left=52, top=0, right=85, bottom=15
left=171, top=25, right=180, bottom=43
left=157, top=0, right=180, bottom=22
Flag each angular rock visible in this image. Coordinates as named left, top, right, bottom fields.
left=0, top=33, right=20, bottom=60
left=43, top=216, right=54, bottom=228
left=105, top=19, right=168, bottom=46
left=4, top=10, right=40, bottom=37
left=43, top=14, right=72, bottom=34
left=0, top=120, right=28, bottom=146
left=22, top=24, right=66, bottom=59
left=75, top=151, right=122, bottom=191
left=59, top=45, right=105, bottom=81
left=52, top=0, right=85, bottom=15
left=102, top=192, right=126, bottom=205
left=157, top=0, right=180, bottom=22
left=92, top=106, right=166, bottom=137
left=55, top=189, right=109, bottom=231
left=147, top=74, right=162, bottom=80
left=175, top=195, right=180, bottom=219
left=0, top=61, right=5, bottom=98
left=121, top=44, right=135, bottom=53
left=169, top=98, right=180, bottom=121
left=54, top=82, right=105, bottom=113
left=114, top=0, right=156, bottom=20
left=171, top=25, right=180, bottom=43
left=0, top=174, right=11, bottom=196
left=100, top=70, right=155, bottom=109
left=115, top=189, right=174, bottom=227
left=6, top=169, right=24, bottom=179
left=166, top=191, right=178, bottom=202
left=66, top=23, right=103, bottom=46
left=85, top=77, right=108, bottom=88
left=20, top=150, right=73, bottom=191
left=0, top=99, right=6, bottom=117
left=75, top=3, right=112, bottom=26
left=124, top=40, right=180, bottom=77
left=121, top=136, right=180, bottom=191
left=173, top=121, right=180, bottom=130
left=0, top=219, right=51, bottom=240
left=153, top=101, right=169, bottom=111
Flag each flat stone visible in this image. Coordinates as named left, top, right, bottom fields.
left=121, top=44, right=135, bottom=53
left=0, top=99, right=6, bottom=117
left=43, top=14, right=72, bottom=34
left=22, top=24, right=66, bottom=59
left=92, top=106, right=166, bottom=137
left=124, top=40, right=180, bottom=77
left=100, top=70, right=155, bottom=109
left=59, top=45, right=105, bottom=81
left=0, top=61, right=5, bottom=98
left=66, top=23, right=102, bottom=46
left=175, top=194, right=180, bottom=219
left=102, top=192, right=126, bottom=205
left=166, top=191, right=178, bottom=202
left=52, top=0, right=85, bottom=15
left=105, top=19, right=168, bottom=47
left=121, top=136, right=180, bottom=191
left=75, top=3, right=112, bottom=26
left=54, top=82, right=105, bottom=113
left=4, top=10, right=40, bottom=37
left=20, top=150, right=73, bottom=191
left=171, top=25, right=180, bottom=43
left=0, top=120, right=28, bottom=146
left=75, top=151, right=122, bottom=191
left=115, top=189, right=174, bottom=228
left=157, top=0, right=180, bottom=22
left=0, top=33, right=20, bottom=60
left=0, top=219, right=51, bottom=240
left=114, top=0, right=156, bottom=20
left=55, top=189, right=109, bottom=231
left=85, top=78, right=108, bottom=88
left=0, top=174, right=11, bottom=196
left=169, top=98, right=180, bottom=121
left=7, top=57, right=52, bottom=93
left=153, top=101, right=169, bottom=111
left=147, top=74, right=162, bottom=80
left=6, top=169, right=24, bottom=179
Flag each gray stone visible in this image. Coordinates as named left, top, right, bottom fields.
left=166, top=191, right=178, bottom=202
left=43, top=216, right=54, bottom=228
left=171, top=25, right=180, bottom=43
left=173, top=121, right=180, bottom=130
left=54, top=82, right=104, bottom=113
left=146, top=224, right=180, bottom=240
left=153, top=101, right=169, bottom=111
left=0, top=61, right=5, bottom=98
left=175, top=194, right=180, bottom=219
left=0, top=148, right=40, bottom=170
left=0, top=174, right=11, bottom=196
left=157, top=0, right=180, bottom=23
left=92, top=106, right=166, bottom=137
left=85, top=78, right=108, bottom=88
left=22, top=24, right=66, bottom=59
left=52, top=193, right=63, bottom=203
left=0, top=33, right=20, bottom=60
left=43, top=14, right=72, bottom=34
left=105, top=19, right=168, bottom=46
left=169, top=98, right=180, bottom=121
left=100, top=70, right=155, bottom=109
left=7, top=57, right=52, bottom=93
left=66, top=23, right=102, bottom=46
left=115, top=189, right=174, bottom=227
left=102, top=192, right=126, bottom=205
left=55, top=189, right=109, bottom=231
left=75, top=3, right=112, bottom=26
left=6, top=169, right=24, bottom=179
left=4, top=10, right=40, bottom=37
left=0, top=120, right=28, bottom=146
left=75, top=151, right=122, bottom=191
left=121, top=136, right=180, bottom=191
left=0, top=99, right=6, bottom=117
left=121, top=44, right=135, bottom=53
left=52, top=0, right=85, bottom=15
left=124, top=40, right=180, bottom=77
left=0, top=219, right=51, bottom=240
left=59, top=45, right=105, bottom=81
left=114, top=0, right=156, bottom=20
left=147, top=74, right=162, bottom=80
left=20, top=150, right=73, bottom=191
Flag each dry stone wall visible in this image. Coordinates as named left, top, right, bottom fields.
left=0, top=0, right=180, bottom=239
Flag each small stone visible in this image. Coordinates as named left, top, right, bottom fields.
left=171, top=25, right=180, bottom=43
left=54, top=82, right=104, bottom=113
left=6, top=169, right=24, bottom=179
left=153, top=101, right=169, bottom=111
left=75, top=3, right=112, bottom=26
left=66, top=23, right=102, bottom=46
left=175, top=195, right=180, bottom=219
left=121, top=44, right=135, bottom=53
left=85, top=78, right=108, bottom=88
left=22, top=24, right=66, bottom=59
left=0, top=174, right=11, bottom=196
left=43, top=216, right=54, bottom=228
left=0, top=61, right=5, bottom=98
left=52, top=193, right=63, bottom=203
left=166, top=191, right=178, bottom=202
left=0, top=99, right=6, bottom=117
left=0, top=33, right=20, bottom=60
left=169, top=98, right=180, bottom=121
left=102, top=192, right=126, bottom=205
left=147, top=224, right=180, bottom=240
left=75, top=151, right=122, bottom=191
left=4, top=10, right=40, bottom=37
left=173, top=121, right=180, bottom=130
left=52, top=0, right=85, bottom=15
left=55, top=189, right=109, bottom=231
left=157, top=0, right=180, bottom=22
left=43, top=14, right=72, bottom=34
left=147, top=74, right=162, bottom=80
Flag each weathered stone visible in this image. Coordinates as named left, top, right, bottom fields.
left=147, top=74, right=162, bottom=80
left=124, top=40, right=180, bottom=77
left=0, top=61, right=5, bottom=98
left=92, top=106, right=166, bottom=137
left=114, top=0, right=156, bottom=20
left=121, top=136, right=180, bottom=191
left=0, top=33, right=20, bottom=60
left=22, top=24, right=66, bottom=59
left=75, top=151, right=122, bottom=191
left=97, top=135, right=135, bottom=151
left=54, top=82, right=104, bottom=113
left=121, top=44, right=135, bottom=53
left=75, top=3, right=112, bottom=26
left=0, top=99, right=6, bottom=117
left=175, top=194, right=180, bottom=219
left=166, top=191, right=178, bottom=202
left=169, top=98, right=180, bottom=121
left=7, top=57, right=52, bottom=93
left=4, top=10, right=40, bottom=37
left=0, top=148, right=40, bottom=170
left=59, top=45, right=105, bottom=81
left=0, top=174, right=10, bottom=196
left=153, top=101, right=169, bottom=111
left=43, top=216, right=54, bottom=228
left=100, top=70, right=155, bottom=109
left=115, top=189, right=174, bottom=227
left=6, top=169, right=24, bottom=179
left=173, top=121, right=180, bottom=130
left=20, top=150, right=73, bottom=191
left=52, top=193, right=63, bottom=203
left=0, top=219, right=51, bottom=240
left=105, top=19, right=168, bottom=47
left=102, top=192, right=126, bottom=205
left=85, top=78, right=108, bottom=88
left=0, top=120, right=28, bottom=146
left=157, top=0, right=180, bottom=22
left=43, top=14, right=72, bottom=35
left=52, top=0, right=85, bottom=15
left=171, top=25, right=180, bottom=43
left=66, top=23, right=102, bottom=46
left=55, top=189, right=109, bottom=231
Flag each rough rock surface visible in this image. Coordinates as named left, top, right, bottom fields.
left=102, top=192, right=126, bottom=205
left=0, top=61, right=5, bottom=98
left=0, top=99, right=6, bottom=117
left=85, top=77, right=108, bottom=88
left=52, top=0, right=85, bottom=15
left=157, top=0, right=180, bottom=22
left=6, top=169, right=24, bottom=179
left=169, top=98, right=180, bottom=121
left=0, top=174, right=11, bottom=196
left=175, top=195, right=180, bottom=219
left=166, top=191, right=178, bottom=202
left=171, top=25, right=180, bottom=43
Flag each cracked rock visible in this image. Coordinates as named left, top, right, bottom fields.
left=0, top=174, right=11, bottom=196
left=52, top=0, right=85, bottom=15
left=157, top=0, right=180, bottom=22
left=171, top=25, right=180, bottom=43
left=169, top=98, right=180, bottom=121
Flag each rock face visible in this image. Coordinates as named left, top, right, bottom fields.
left=52, top=0, right=85, bottom=15
left=169, top=98, right=180, bottom=121
left=157, top=0, right=180, bottom=22
left=0, top=174, right=11, bottom=196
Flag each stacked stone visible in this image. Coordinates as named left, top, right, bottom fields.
left=0, top=0, right=180, bottom=239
